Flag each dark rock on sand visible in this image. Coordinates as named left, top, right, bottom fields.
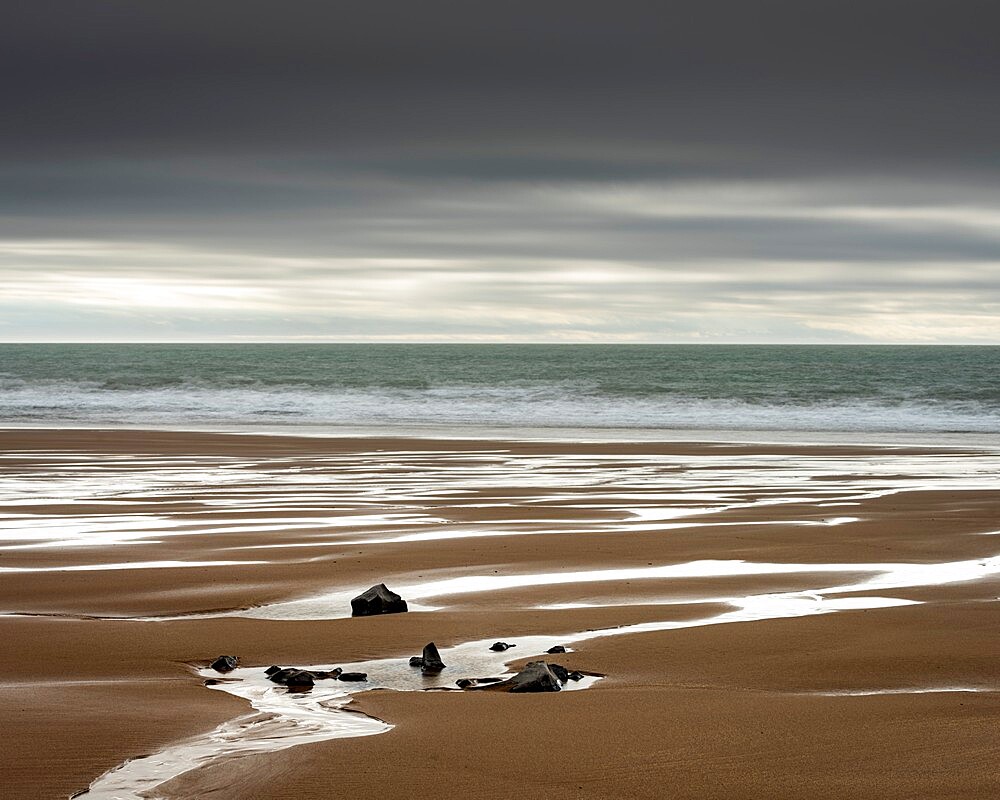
left=503, top=661, right=562, bottom=693
left=567, top=670, right=585, bottom=682
left=409, top=656, right=424, bottom=668
left=204, top=678, right=221, bottom=686
left=264, top=665, right=282, bottom=676
left=489, top=641, right=516, bottom=652
left=210, top=655, right=239, bottom=673
left=351, top=583, right=408, bottom=617
left=338, top=672, right=368, bottom=682
left=420, top=642, right=446, bottom=673
left=546, top=645, right=567, bottom=654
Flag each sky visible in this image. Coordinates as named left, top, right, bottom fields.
left=3, top=1, right=1000, bottom=343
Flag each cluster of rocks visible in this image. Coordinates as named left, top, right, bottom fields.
left=206, top=656, right=368, bottom=692
left=472, top=643, right=584, bottom=690
left=498, top=660, right=585, bottom=692
left=204, top=584, right=597, bottom=696
left=266, top=666, right=369, bottom=690
left=458, top=659, right=585, bottom=692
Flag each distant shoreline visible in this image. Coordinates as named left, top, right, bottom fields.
left=1, top=423, right=998, bottom=450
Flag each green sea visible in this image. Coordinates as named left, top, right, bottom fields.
left=1, top=344, right=998, bottom=439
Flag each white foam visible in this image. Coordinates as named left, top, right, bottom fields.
left=4, top=375, right=1000, bottom=435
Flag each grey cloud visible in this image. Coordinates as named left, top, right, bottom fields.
left=3, top=2, right=1000, bottom=166
left=2, top=1, right=1000, bottom=342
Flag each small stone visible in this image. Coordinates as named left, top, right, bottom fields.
left=338, top=672, right=368, bottom=682
left=264, top=665, right=282, bottom=676
left=489, top=642, right=516, bottom=652
left=456, top=678, right=478, bottom=688
left=545, top=646, right=567, bottom=654
left=409, top=656, right=425, bottom=668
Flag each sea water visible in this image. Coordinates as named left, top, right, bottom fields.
left=0, top=344, right=998, bottom=441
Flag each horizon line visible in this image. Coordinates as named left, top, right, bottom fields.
left=1, top=341, right=998, bottom=347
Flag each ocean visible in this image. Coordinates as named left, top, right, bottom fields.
left=1, top=344, right=998, bottom=441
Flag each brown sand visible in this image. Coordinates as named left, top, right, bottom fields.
left=1, top=428, right=998, bottom=799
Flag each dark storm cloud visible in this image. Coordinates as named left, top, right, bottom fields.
left=2, top=1, right=1000, bottom=342
left=4, top=0, right=1000, bottom=164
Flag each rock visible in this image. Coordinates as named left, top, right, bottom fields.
left=204, top=678, right=220, bottom=686
left=476, top=677, right=503, bottom=684
left=409, top=656, right=424, bottom=668
left=567, top=671, right=585, bottom=682
left=267, top=668, right=296, bottom=684
left=502, top=661, right=562, bottom=693
left=269, top=667, right=341, bottom=684
left=545, top=645, right=567, bottom=654
left=500, top=661, right=562, bottom=692
left=420, top=642, right=446, bottom=673
left=351, top=583, right=408, bottom=617
left=338, top=672, right=368, bottom=682
left=489, top=641, right=516, bottom=652
left=548, top=663, right=571, bottom=683
left=264, top=665, right=282, bottom=676
left=210, top=655, right=239, bottom=673
left=283, top=670, right=316, bottom=691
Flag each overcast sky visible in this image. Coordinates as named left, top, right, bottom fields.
left=3, top=1, right=1000, bottom=342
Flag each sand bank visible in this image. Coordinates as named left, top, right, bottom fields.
left=1, top=429, right=998, bottom=799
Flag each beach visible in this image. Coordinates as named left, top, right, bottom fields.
left=7, top=0, right=1000, bottom=792
left=2, top=427, right=999, bottom=799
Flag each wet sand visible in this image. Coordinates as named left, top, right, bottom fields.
left=1, top=428, right=999, bottom=799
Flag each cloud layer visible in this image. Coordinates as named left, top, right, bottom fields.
left=3, top=1, right=999, bottom=341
